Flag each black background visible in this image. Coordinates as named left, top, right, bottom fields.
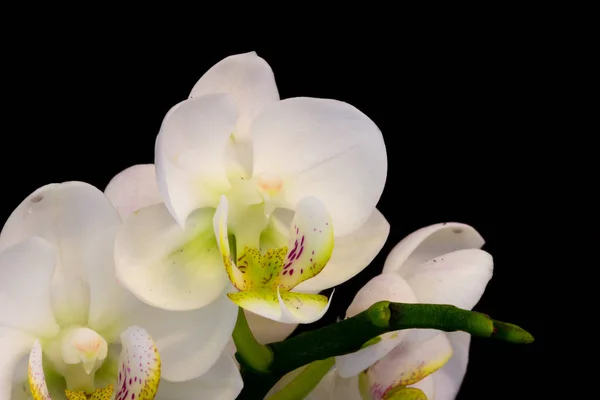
left=2, top=23, right=543, bottom=399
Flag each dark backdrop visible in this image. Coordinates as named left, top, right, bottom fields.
left=2, top=29, right=543, bottom=399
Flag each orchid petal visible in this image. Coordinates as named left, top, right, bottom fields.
left=228, top=288, right=332, bottom=323
left=28, top=340, right=51, bottom=400
left=155, top=95, right=238, bottom=227
left=366, top=333, right=453, bottom=399
left=295, top=209, right=389, bottom=292
left=156, top=352, right=242, bottom=400
left=244, top=310, right=297, bottom=344
left=0, top=238, right=59, bottom=337
left=213, top=195, right=246, bottom=290
left=408, top=375, right=435, bottom=400
left=122, top=293, right=237, bottom=382
left=0, top=182, right=122, bottom=327
left=1, top=328, right=35, bottom=399
left=406, top=249, right=493, bottom=310
left=84, top=229, right=144, bottom=335
left=273, top=196, right=334, bottom=290
left=383, top=222, right=485, bottom=278
left=251, top=97, right=387, bottom=236
left=105, top=164, right=162, bottom=219
left=115, top=202, right=228, bottom=311
left=336, top=274, right=417, bottom=378
left=330, top=373, right=363, bottom=400
left=189, top=51, right=279, bottom=143
left=432, top=332, right=471, bottom=400
left=115, top=326, right=161, bottom=400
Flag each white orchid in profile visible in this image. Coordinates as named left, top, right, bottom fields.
left=268, top=222, right=493, bottom=399
left=111, top=51, right=389, bottom=324
left=0, top=182, right=241, bottom=400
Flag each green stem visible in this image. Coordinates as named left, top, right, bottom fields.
left=235, top=301, right=534, bottom=399
left=266, top=358, right=335, bottom=400
left=268, top=301, right=534, bottom=374
left=232, top=308, right=273, bottom=373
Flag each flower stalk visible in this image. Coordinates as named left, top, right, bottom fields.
left=232, top=308, right=274, bottom=373
left=235, top=301, right=534, bottom=399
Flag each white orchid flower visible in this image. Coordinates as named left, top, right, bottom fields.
left=112, top=51, right=389, bottom=324
left=105, top=164, right=298, bottom=345
left=0, top=182, right=241, bottom=400
left=269, top=222, right=493, bottom=399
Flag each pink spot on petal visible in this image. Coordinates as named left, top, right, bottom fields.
left=289, top=269, right=294, bottom=275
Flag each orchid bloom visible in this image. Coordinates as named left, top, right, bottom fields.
left=105, top=164, right=298, bottom=345
left=112, top=51, right=389, bottom=323
left=0, top=182, right=241, bottom=400
left=269, top=222, right=493, bottom=399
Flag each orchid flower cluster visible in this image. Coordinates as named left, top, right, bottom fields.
left=0, top=52, right=532, bottom=400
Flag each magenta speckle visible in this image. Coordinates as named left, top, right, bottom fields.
left=296, top=246, right=304, bottom=259
left=289, top=269, right=294, bottom=276
left=288, top=239, right=299, bottom=260
left=301, top=269, right=304, bottom=274
left=283, top=270, right=288, bottom=275
left=310, top=258, right=313, bottom=262
left=312, top=250, right=315, bottom=255
left=300, top=235, right=305, bottom=246
left=284, top=262, right=292, bottom=269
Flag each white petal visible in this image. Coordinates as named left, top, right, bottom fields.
left=122, top=293, right=237, bottom=382
left=251, top=97, right=387, bottom=236
left=0, top=328, right=35, bottom=399
left=0, top=182, right=122, bottom=327
left=228, top=288, right=332, bottom=324
left=244, top=310, right=297, bottom=345
left=155, top=94, right=238, bottom=227
left=295, top=209, right=389, bottom=292
left=115, top=203, right=229, bottom=311
left=116, top=326, right=161, bottom=400
left=383, top=222, right=485, bottom=278
left=84, top=227, right=143, bottom=334
left=406, top=249, right=493, bottom=310
left=27, top=340, right=51, bottom=400
left=105, top=164, right=163, bottom=219
left=432, top=331, right=471, bottom=400
left=213, top=195, right=246, bottom=290
left=366, top=333, right=453, bottom=399
left=336, top=274, right=417, bottom=378
left=189, top=51, right=279, bottom=142
left=330, top=373, right=363, bottom=400
left=409, top=375, right=435, bottom=400
left=156, top=352, right=242, bottom=400
left=0, top=238, right=59, bottom=337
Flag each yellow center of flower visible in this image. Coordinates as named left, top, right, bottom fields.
left=65, top=385, right=113, bottom=400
